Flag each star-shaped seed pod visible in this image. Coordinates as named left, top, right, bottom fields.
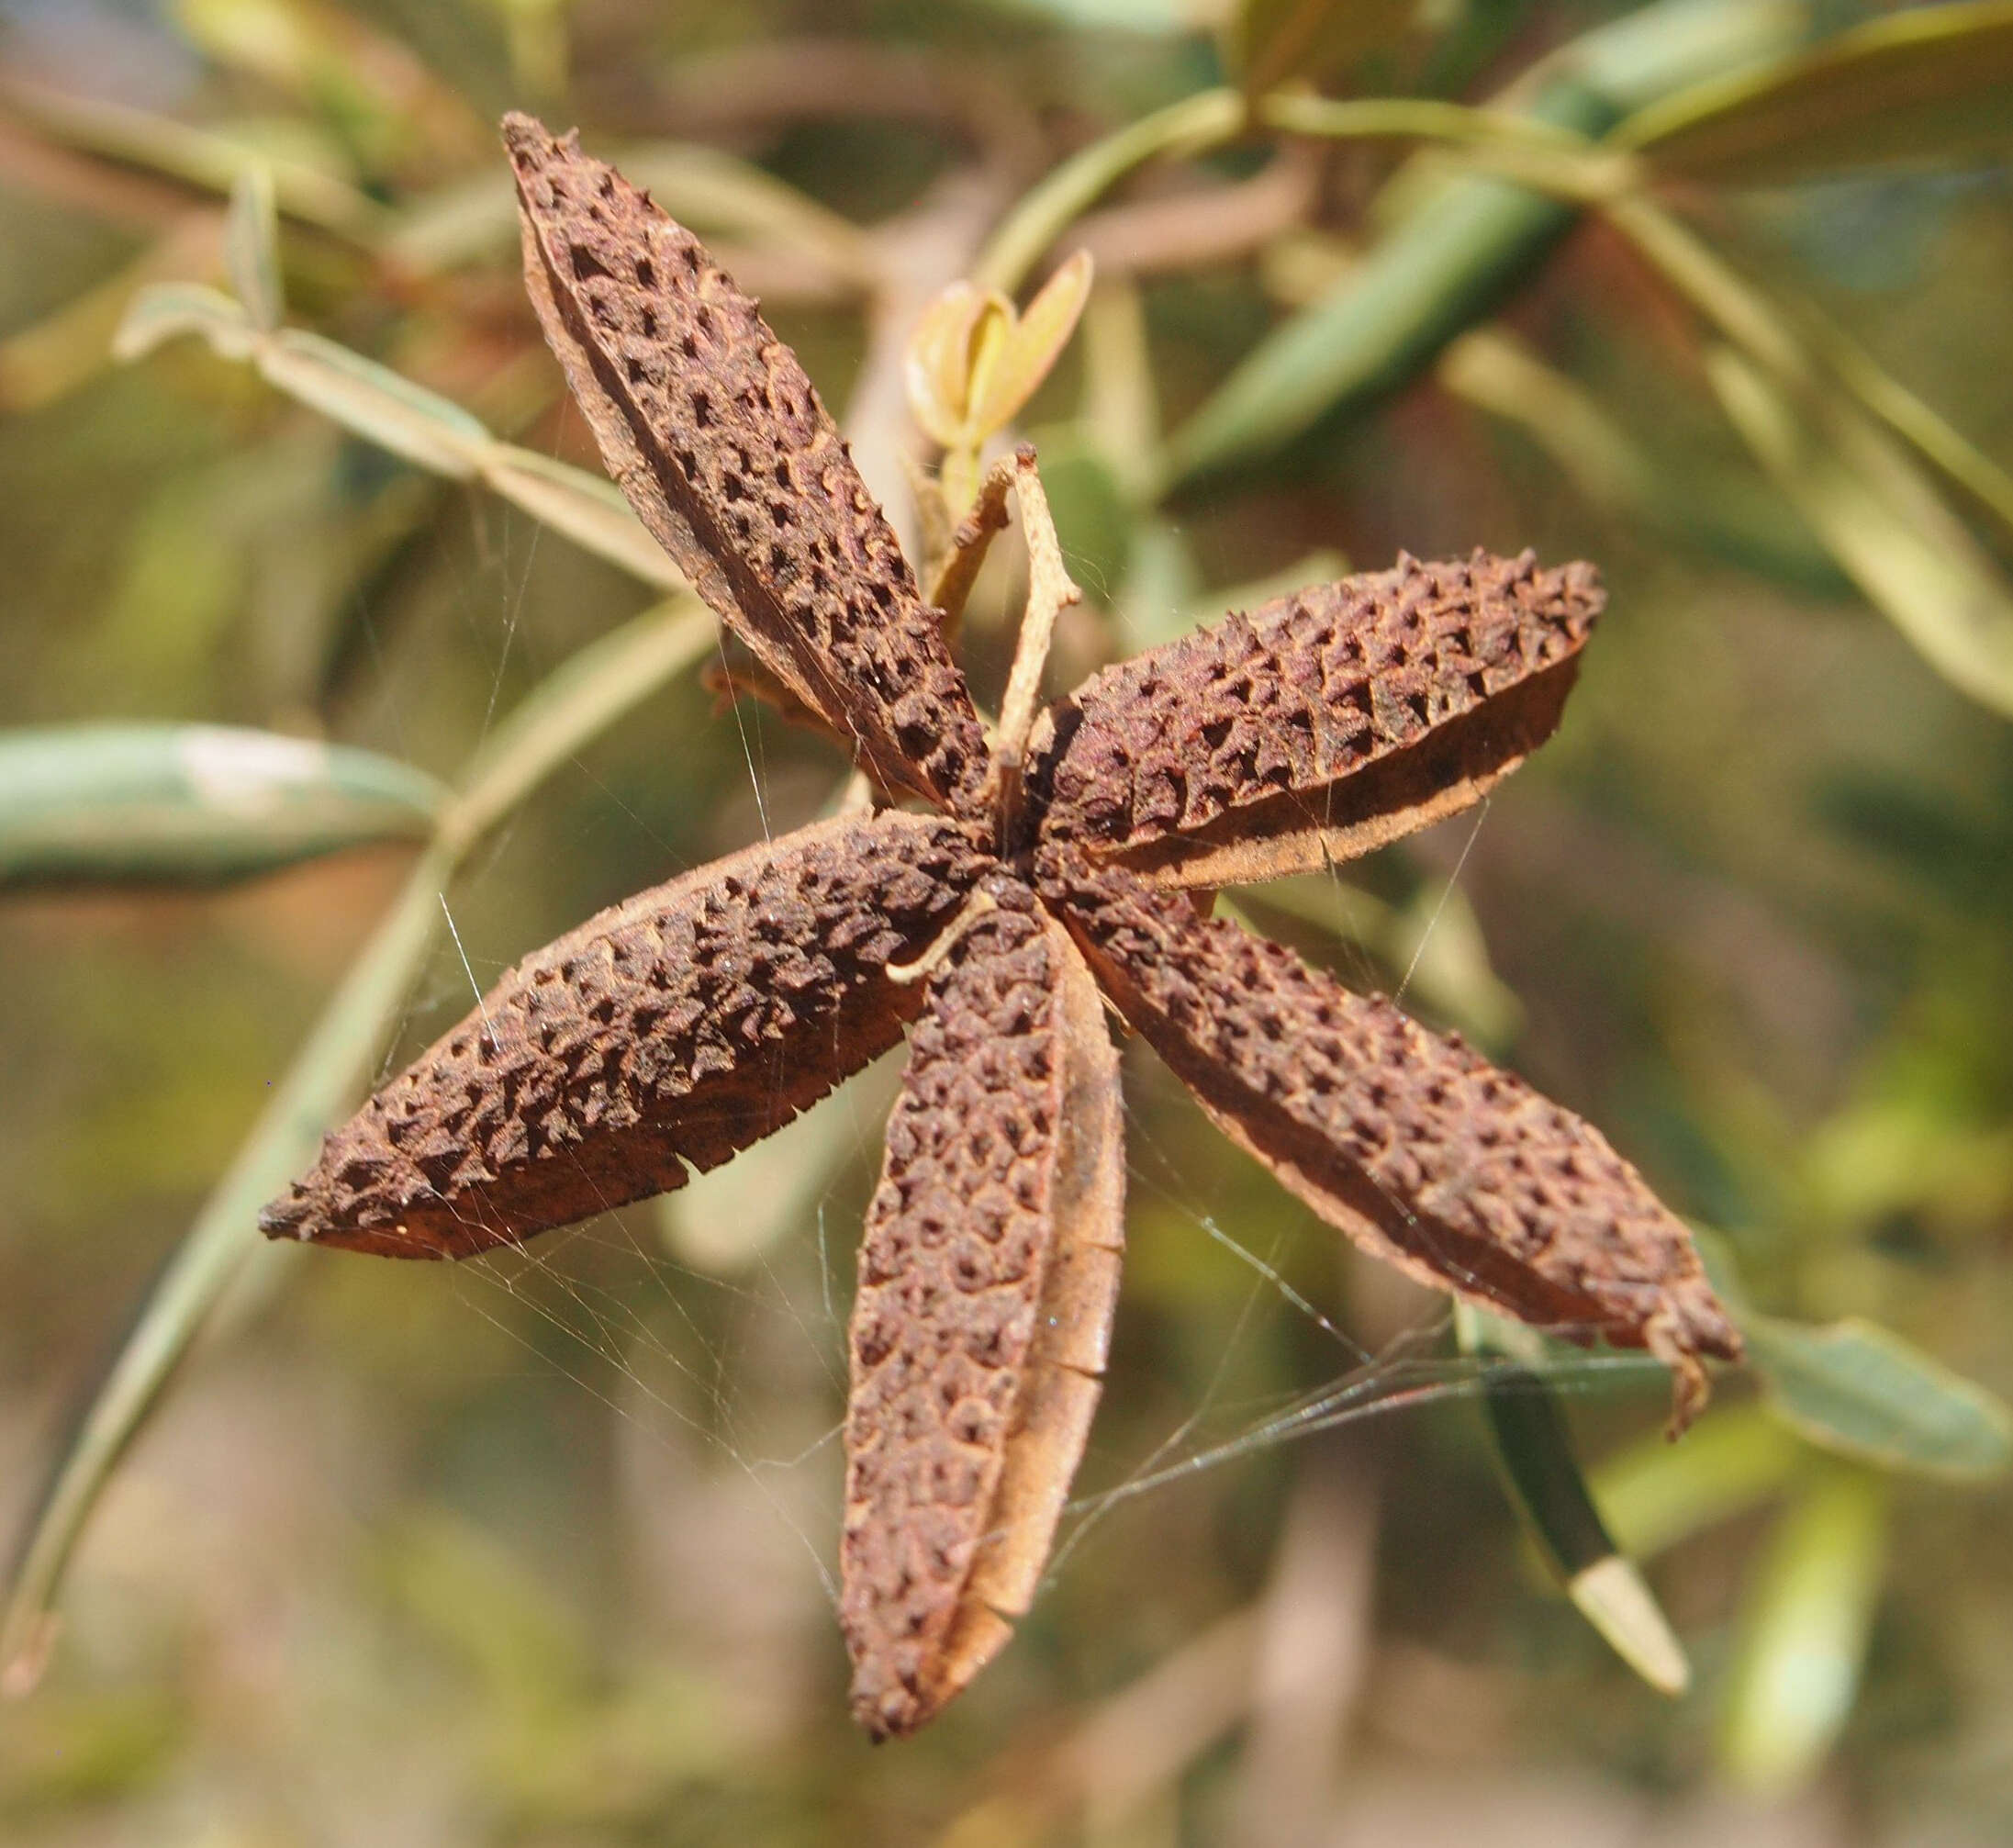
left=260, top=115, right=1741, bottom=1742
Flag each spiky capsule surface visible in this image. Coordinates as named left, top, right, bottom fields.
left=843, top=881, right=1124, bottom=1738
left=261, top=816, right=989, bottom=1258
left=506, top=114, right=989, bottom=812
left=1045, top=847, right=1739, bottom=1428
left=260, top=115, right=1741, bottom=1742
left=1034, top=550, right=1602, bottom=886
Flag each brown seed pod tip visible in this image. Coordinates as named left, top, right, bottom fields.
left=1646, top=1288, right=1744, bottom=1439
left=500, top=111, right=572, bottom=167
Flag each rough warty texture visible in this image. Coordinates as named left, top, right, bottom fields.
left=1033, top=551, right=1602, bottom=886
left=504, top=115, right=989, bottom=812
left=1044, top=848, right=1740, bottom=1429
left=261, top=815, right=990, bottom=1258
left=844, top=880, right=1124, bottom=1739
left=259, top=117, right=1743, bottom=1743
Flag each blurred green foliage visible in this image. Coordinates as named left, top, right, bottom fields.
left=3, top=1, right=2011, bottom=1842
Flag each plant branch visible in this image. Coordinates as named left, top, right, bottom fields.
left=973, top=88, right=1247, bottom=297
left=988, top=449, right=1081, bottom=834
left=116, top=286, right=687, bottom=590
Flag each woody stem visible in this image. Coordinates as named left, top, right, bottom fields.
left=988, top=447, right=1081, bottom=835
left=926, top=450, right=1020, bottom=628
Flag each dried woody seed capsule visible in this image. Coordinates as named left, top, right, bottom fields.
left=844, top=878, right=1124, bottom=1739
left=1043, top=848, right=1741, bottom=1432
left=504, top=114, right=990, bottom=812
left=1032, top=550, right=1602, bottom=887
left=254, top=116, right=1741, bottom=1742
left=261, top=815, right=990, bottom=1258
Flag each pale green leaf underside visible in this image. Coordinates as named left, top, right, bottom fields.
left=1745, top=1314, right=2013, bottom=1481
left=1619, top=0, right=2013, bottom=183
left=113, top=284, right=684, bottom=591
left=0, top=724, right=445, bottom=888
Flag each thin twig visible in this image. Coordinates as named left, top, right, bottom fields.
left=989, top=447, right=1081, bottom=834
left=927, top=450, right=1020, bottom=625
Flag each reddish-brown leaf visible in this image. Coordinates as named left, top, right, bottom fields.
left=1031, top=552, right=1601, bottom=888
left=504, top=114, right=989, bottom=812
left=1044, top=850, right=1739, bottom=1429
left=260, top=814, right=991, bottom=1259
left=844, top=879, right=1124, bottom=1739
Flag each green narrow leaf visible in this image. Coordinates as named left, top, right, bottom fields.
left=442, top=599, right=715, bottom=849
left=225, top=164, right=283, bottom=332
left=1486, top=1372, right=1691, bottom=1695
left=1156, top=0, right=1808, bottom=489
left=1, top=601, right=714, bottom=1691
left=482, top=450, right=686, bottom=590
left=1718, top=1464, right=1887, bottom=1796
left=113, top=288, right=490, bottom=476
left=1596, top=199, right=2013, bottom=683
left=0, top=725, right=444, bottom=888
left=1813, top=319, right=2013, bottom=540
left=1618, top=0, right=2013, bottom=184
left=1683, top=1228, right=2009, bottom=1480
left=112, top=294, right=686, bottom=590
left=1434, top=324, right=1848, bottom=588
left=1619, top=198, right=2013, bottom=539
left=1459, top=1308, right=1690, bottom=1695
left=1154, top=112, right=1586, bottom=492
left=110, top=284, right=254, bottom=364
left=260, top=330, right=491, bottom=479
left=1745, top=1313, right=2013, bottom=1480
left=1477, top=1361, right=1609, bottom=1571
left=0, top=868, right=437, bottom=1696
left=1546, top=0, right=1811, bottom=112
left=1436, top=327, right=1656, bottom=513
left=1706, top=344, right=2013, bottom=719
